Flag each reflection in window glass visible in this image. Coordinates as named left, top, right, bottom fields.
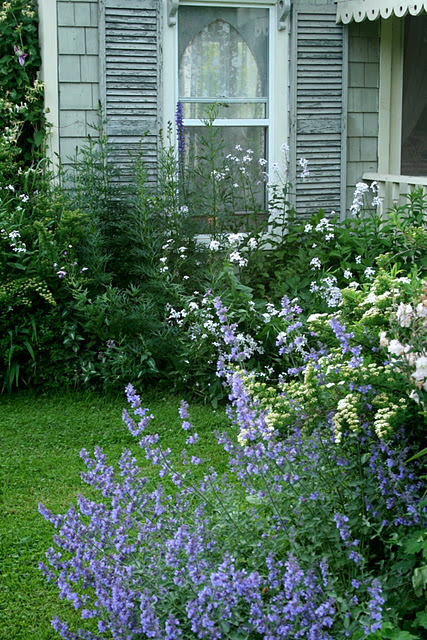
left=185, top=126, right=267, bottom=213
left=401, top=14, right=427, bottom=176
left=178, top=7, right=268, bottom=110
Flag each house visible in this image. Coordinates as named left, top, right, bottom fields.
left=37, top=0, right=427, bottom=218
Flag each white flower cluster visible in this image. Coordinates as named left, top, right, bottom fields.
left=229, top=251, right=248, bottom=268
left=379, top=295, right=427, bottom=394
left=310, top=275, right=342, bottom=308
left=333, top=393, right=360, bottom=442
left=1, top=228, right=26, bottom=254
left=350, top=181, right=382, bottom=216
left=1, top=124, right=20, bottom=147
left=298, top=157, right=309, bottom=181
left=373, top=403, right=401, bottom=439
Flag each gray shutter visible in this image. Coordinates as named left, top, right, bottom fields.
left=100, top=0, right=161, bottom=186
left=290, top=6, right=347, bottom=219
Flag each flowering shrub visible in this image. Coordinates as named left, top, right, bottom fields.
left=241, top=183, right=427, bottom=309
left=40, top=266, right=426, bottom=639
left=0, top=171, right=90, bottom=390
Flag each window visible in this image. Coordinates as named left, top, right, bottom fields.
left=162, top=0, right=289, bottom=197
left=178, top=5, right=269, bottom=193
left=378, top=14, right=427, bottom=178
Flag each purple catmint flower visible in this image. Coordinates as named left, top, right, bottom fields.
left=364, top=578, right=385, bottom=633
left=176, top=101, right=185, bottom=174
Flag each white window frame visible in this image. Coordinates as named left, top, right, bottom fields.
left=162, top=0, right=289, bottom=181
left=38, top=0, right=60, bottom=163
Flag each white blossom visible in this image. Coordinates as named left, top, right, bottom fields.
left=229, top=251, right=247, bottom=267
left=416, top=302, right=427, bottom=318
left=228, top=233, right=244, bottom=246
left=412, top=356, right=427, bottom=381
left=247, top=237, right=257, bottom=250
left=310, top=257, right=322, bottom=270
left=364, top=267, right=375, bottom=280
left=387, top=339, right=407, bottom=356
left=350, top=182, right=369, bottom=216
left=298, top=157, right=309, bottom=180
left=396, top=302, right=414, bottom=328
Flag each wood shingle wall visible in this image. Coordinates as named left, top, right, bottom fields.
left=57, top=0, right=100, bottom=164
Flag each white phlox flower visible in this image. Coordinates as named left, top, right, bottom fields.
left=229, top=251, right=248, bottom=267
left=387, top=340, right=409, bottom=357
left=247, top=237, right=257, bottom=249
left=364, top=267, right=375, bottom=280
left=416, top=302, right=427, bottom=318
left=228, top=233, right=244, bottom=246
left=412, top=355, right=427, bottom=382
left=298, top=157, right=309, bottom=180
left=396, top=302, right=414, bottom=328
left=350, top=182, right=369, bottom=216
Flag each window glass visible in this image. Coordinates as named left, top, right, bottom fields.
left=401, top=13, right=427, bottom=176
left=178, top=6, right=269, bottom=116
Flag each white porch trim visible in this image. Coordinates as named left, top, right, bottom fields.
left=38, top=0, right=60, bottom=162
left=336, top=0, right=427, bottom=24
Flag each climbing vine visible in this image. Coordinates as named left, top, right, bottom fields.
left=0, top=0, right=46, bottom=171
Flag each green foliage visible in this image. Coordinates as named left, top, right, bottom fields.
left=0, top=166, right=91, bottom=391
left=0, top=0, right=46, bottom=169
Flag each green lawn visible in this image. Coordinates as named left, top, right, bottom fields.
left=0, top=390, right=227, bottom=640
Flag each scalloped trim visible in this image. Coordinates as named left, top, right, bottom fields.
left=336, top=0, right=427, bottom=23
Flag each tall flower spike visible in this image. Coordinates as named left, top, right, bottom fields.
left=176, top=101, right=185, bottom=175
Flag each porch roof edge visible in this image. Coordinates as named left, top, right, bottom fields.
left=336, top=0, right=426, bottom=24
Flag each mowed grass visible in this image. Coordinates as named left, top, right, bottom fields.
left=0, top=390, right=228, bottom=640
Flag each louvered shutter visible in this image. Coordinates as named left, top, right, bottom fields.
left=100, top=0, right=161, bottom=186
left=290, top=6, right=347, bottom=219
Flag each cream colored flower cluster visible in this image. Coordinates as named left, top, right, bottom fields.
left=332, top=393, right=360, bottom=443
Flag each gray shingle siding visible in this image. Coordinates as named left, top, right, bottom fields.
left=57, top=0, right=100, bottom=165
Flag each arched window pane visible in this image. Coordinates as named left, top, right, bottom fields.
left=178, top=7, right=268, bottom=119
left=180, top=18, right=262, bottom=100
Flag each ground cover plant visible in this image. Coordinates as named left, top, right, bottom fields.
left=38, top=265, right=427, bottom=639
left=0, top=391, right=227, bottom=640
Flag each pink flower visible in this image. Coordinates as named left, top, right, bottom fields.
left=14, top=45, right=28, bottom=66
